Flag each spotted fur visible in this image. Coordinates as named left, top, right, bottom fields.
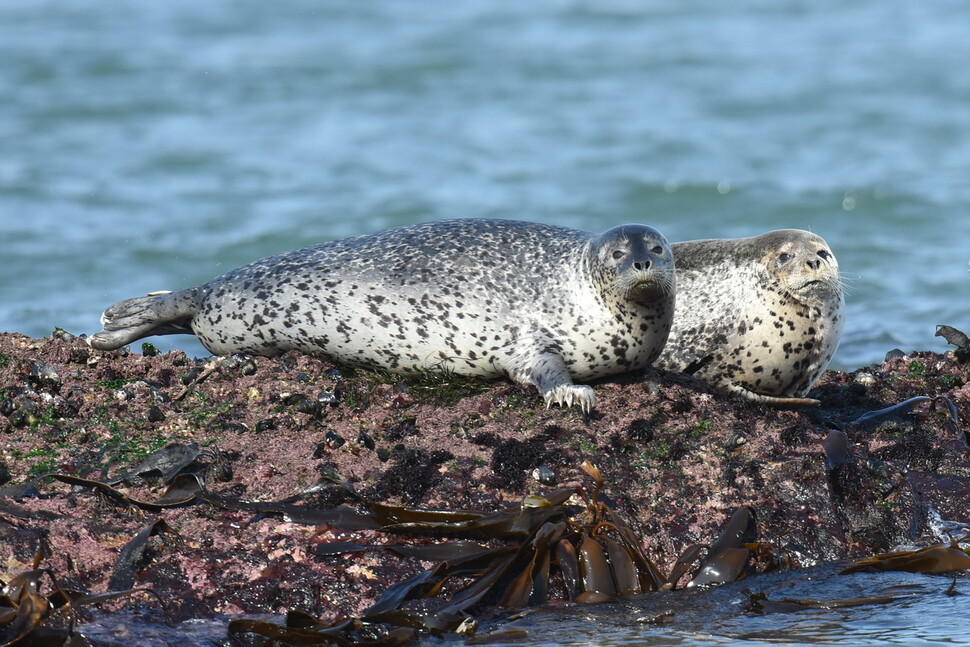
left=90, top=219, right=676, bottom=412
left=655, top=229, right=843, bottom=408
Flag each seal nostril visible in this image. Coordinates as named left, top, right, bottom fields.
left=633, top=260, right=651, bottom=271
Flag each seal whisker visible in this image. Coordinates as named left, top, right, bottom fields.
left=834, top=272, right=857, bottom=296
left=618, top=269, right=675, bottom=303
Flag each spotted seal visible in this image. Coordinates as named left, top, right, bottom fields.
left=655, top=229, right=843, bottom=408
left=90, top=219, right=676, bottom=412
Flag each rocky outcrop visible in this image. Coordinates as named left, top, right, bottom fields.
left=0, top=331, right=967, bottom=629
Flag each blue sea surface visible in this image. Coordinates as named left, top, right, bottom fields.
left=1, top=0, right=968, bottom=370
left=433, top=564, right=970, bottom=647
left=1, top=2, right=969, bottom=641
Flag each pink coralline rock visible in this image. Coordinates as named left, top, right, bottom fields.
left=0, top=331, right=968, bottom=624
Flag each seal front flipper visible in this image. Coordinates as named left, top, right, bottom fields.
left=504, top=346, right=595, bottom=413
left=89, top=288, right=200, bottom=350
left=723, top=382, right=820, bottom=409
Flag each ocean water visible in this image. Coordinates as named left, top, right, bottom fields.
left=73, top=564, right=970, bottom=647
left=438, top=564, right=970, bottom=647
left=2, top=1, right=969, bottom=370
left=2, top=2, right=969, bottom=643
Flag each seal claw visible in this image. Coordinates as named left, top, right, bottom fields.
left=543, top=384, right=595, bottom=413
left=723, top=383, right=821, bottom=409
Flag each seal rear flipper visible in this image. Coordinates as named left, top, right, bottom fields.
left=723, top=382, right=820, bottom=409
left=88, top=288, right=200, bottom=350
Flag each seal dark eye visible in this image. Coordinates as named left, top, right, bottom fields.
left=612, top=250, right=624, bottom=260
left=778, top=253, right=794, bottom=264
left=817, top=250, right=831, bottom=260
left=651, top=245, right=664, bottom=255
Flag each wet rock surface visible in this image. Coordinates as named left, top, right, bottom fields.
left=0, top=332, right=968, bottom=638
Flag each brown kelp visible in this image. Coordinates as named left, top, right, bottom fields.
left=30, top=446, right=773, bottom=643
left=0, top=553, right=157, bottom=646
left=226, top=461, right=777, bottom=644
left=850, top=395, right=960, bottom=429
left=841, top=535, right=970, bottom=575
left=743, top=589, right=913, bottom=614
left=22, top=440, right=800, bottom=644
left=34, top=443, right=970, bottom=643
left=936, top=324, right=970, bottom=362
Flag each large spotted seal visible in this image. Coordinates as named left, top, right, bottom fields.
left=655, top=229, right=843, bottom=407
left=90, top=218, right=676, bottom=412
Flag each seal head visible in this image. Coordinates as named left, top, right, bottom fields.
left=656, top=229, right=843, bottom=407
left=90, top=219, right=676, bottom=413
left=590, top=225, right=675, bottom=307
left=513, top=223, right=675, bottom=410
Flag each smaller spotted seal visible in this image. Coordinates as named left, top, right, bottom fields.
left=89, top=219, right=676, bottom=412
left=655, top=229, right=843, bottom=407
